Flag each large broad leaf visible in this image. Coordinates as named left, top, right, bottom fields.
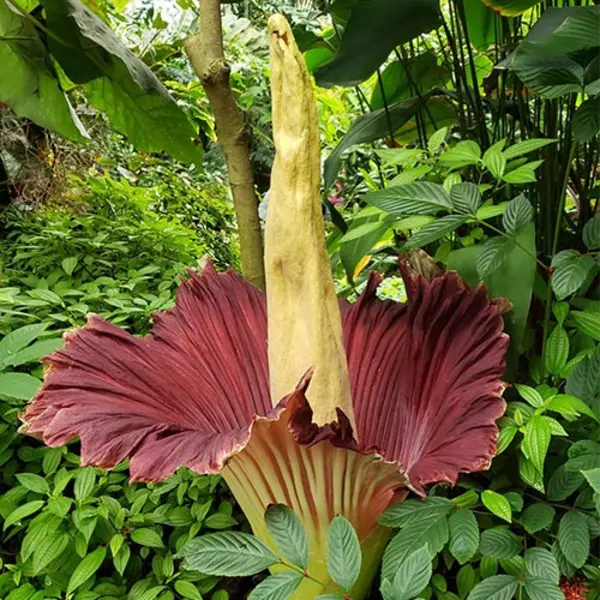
left=324, top=91, right=436, bottom=188
left=41, top=0, right=203, bottom=166
left=315, top=0, right=442, bottom=87
left=500, top=7, right=600, bottom=98
left=483, top=0, right=541, bottom=17
left=370, top=51, right=449, bottom=110
left=447, top=223, right=536, bottom=367
left=465, top=0, right=497, bottom=50
left=0, top=0, right=86, bottom=140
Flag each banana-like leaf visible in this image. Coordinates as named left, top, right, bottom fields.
left=483, top=0, right=541, bottom=17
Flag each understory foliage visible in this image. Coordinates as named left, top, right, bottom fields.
left=1, top=0, right=600, bottom=599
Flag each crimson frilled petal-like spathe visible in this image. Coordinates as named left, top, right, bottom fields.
left=20, top=264, right=273, bottom=482
left=342, top=262, right=509, bottom=494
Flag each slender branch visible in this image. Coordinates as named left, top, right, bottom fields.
left=184, top=0, right=265, bottom=289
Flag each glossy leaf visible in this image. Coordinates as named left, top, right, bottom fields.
left=315, top=0, right=442, bottom=86
left=525, top=548, right=560, bottom=584
left=521, top=415, right=551, bottom=474
left=466, top=575, right=518, bottom=600
left=450, top=183, right=482, bottom=216
left=476, top=236, right=516, bottom=279
left=364, top=182, right=452, bottom=217
left=482, top=491, right=512, bottom=523
left=66, top=546, right=106, bottom=595
left=502, top=194, right=533, bottom=234
left=521, top=503, right=555, bottom=534
left=551, top=250, right=596, bottom=299
left=545, top=325, right=569, bottom=375
left=523, top=578, right=564, bottom=600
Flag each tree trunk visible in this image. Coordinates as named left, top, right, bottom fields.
left=184, top=0, right=265, bottom=290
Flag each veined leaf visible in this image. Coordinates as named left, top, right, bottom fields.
left=364, top=181, right=452, bottom=217
left=483, top=147, right=506, bottom=179
left=521, top=415, right=552, bottom=474
left=0, top=323, right=48, bottom=364
left=0, top=373, right=41, bottom=400
left=582, top=468, right=600, bottom=493
left=476, top=236, right=516, bottom=278
left=525, top=547, right=560, bottom=584
left=450, top=182, right=482, bottom=216
left=520, top=503, right=555, bottom=534
left=404, top=214, right=467, bottom=249
left=66, top=546, right=106, bottom=595
left=466, top=575, right=518, bottom=600
left=583, top=214, right=600, bottom=250
left=545, top=325, right=569, bottom=375
left=265, top=504, right=308, bottom=569
left=502, top=194, right=533, bottom=234
left=448, top=509, right=479, bottom=564
left=569, top=311, right=600, bottom=341
left=558, top=512, right=589, bottom=568
left=502, top=138, right=557, bottom=160
left=551, top=250, right=596, bottom=300
left=479, top=528, right=522, bottom=559
left=524, top=578, right=564, bottom=600
left=379, top=497, right=453, bottom=528
left=327, top=516, right=361, bottom=592
left=391, top=546, right=432, bottom=600
left=482, top=491, right=512, bottom=523
left=482, top=0, right=541, bottom=17
left=179, top=532, right=278, bottom=576
left=42, top=0, right=202, bottom=166
left=247, top=572, right=303, bottom=600
left=573, top=97, right=600, bottom=142
left=439, top=141, right=482, bottom=169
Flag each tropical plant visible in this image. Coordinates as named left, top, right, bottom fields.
left=17, top=16, right=511, bottom=600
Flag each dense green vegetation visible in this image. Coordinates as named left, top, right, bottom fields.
left=1, top=0, right=600, bottom=599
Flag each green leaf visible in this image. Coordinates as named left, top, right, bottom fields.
left=545, top=393, right=599, bottom=422
left=113, top=543, right=130, bottom=576
left=479, top=528, right=522, bottom=559
left=0, top=0, right=86, bottom=140
left=382, top=513, right=448, bottom=580
left=525, top=548, right=560, bottom=584
left=3, top=500, right=45, bottom=529
left=324, top=93, right=436, bottom=188
left=131, top=528, right=164, bottom=548
left=364, top=182, right=452, bottom=217
left=502, top=139, right=557, bottom=160
left=74, top=469, right=96, bottom=502
left=515, top=384, right=544, bottom=408
left=315, top=0, right=442, bottom=86
left=0, top=338, right=63, bottom=369
left=583, top=468, right=600, bottom=493
left=173, top=581, right=203, bottom=600
left=391, top=546, right=432, bottom=600
left=42, top=448, right=62, bottom=476
left=482, top=0, right=541, bottom=16
left=566, top=345, right=600, bottom=408
left=405, top=214, right=467, bottom=249
left=483, top=147, right=506, bottom=179
left=501, top=160, right=543, bottom=184
left=439, top=141, right=482, bottom=169
left=476, top=236, right=516, bottom=278
left=583, top=214, right=600, bottom=250
left=0, top=323, right=48, bottom=364
left=0, top=372, right=41, bottom=400
left=66, top=546, right=106, bottom=595
left=521, top=415, right=552, bottom=474
left=520, top=503, right=555, bottom=534
left=179, top=532, right=278, bottom=576
left=450, top=183, right=482, bottom=216
left=466, top=575, right=518, bottom=600
left=496, top=424, right=518, bottom=455
left=16, top=473, right=49, bottom=495
left=247, top=572, right=303, bottom=600
left=327, top=516, right=361, bottom=592
left=481, top=491, right=512, bottom=523
left=428, top=127, right=448, bottom=154
left=546, top=325, right=569, bottom=375
left=32, top=531, right=69, bottom=575
left=379, top=497, right=453, bottom=528
left=547, top=464, right=584, bottom=501
left=42, top=0, right=203, bottom=166
left=448, top=509, right=479, bottom=564
left=502, top=194, right=533, bottom=234
left=265, top=504, right=308, bottom=569
left=558, top=511, right=590, bottom=568
left=573, top=97, right=600, bottom=142
left=61, top=257, right=78, bottom=276
left=523, top=578, right=564, bottom=600
left=551, top=250, right=596, bottom=299
left=570, top=311, right=600, bottom=341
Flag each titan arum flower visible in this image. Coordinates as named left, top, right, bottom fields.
left=20, top=15, right=509, bottom=599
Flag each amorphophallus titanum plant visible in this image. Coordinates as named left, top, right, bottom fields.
left=20, top=15, right=509, bottom=599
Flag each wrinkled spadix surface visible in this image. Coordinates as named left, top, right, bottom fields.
left=265, top=15, right=353, bottom=429
left=20, top=14, right=510, bottom=600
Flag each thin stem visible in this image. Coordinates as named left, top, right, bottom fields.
left=376, top=68, right=395, bottom=146
left=278, top=560, right=326, bottom=586
left=478, top=220, right=547, bottom=272
left=541, top=140, right=578, bottom=375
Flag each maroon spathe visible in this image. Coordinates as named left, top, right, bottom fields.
left=21, top=261, right=508, bottom=493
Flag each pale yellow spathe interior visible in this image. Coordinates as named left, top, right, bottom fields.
left=265, top=14, right=354, bottom=429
